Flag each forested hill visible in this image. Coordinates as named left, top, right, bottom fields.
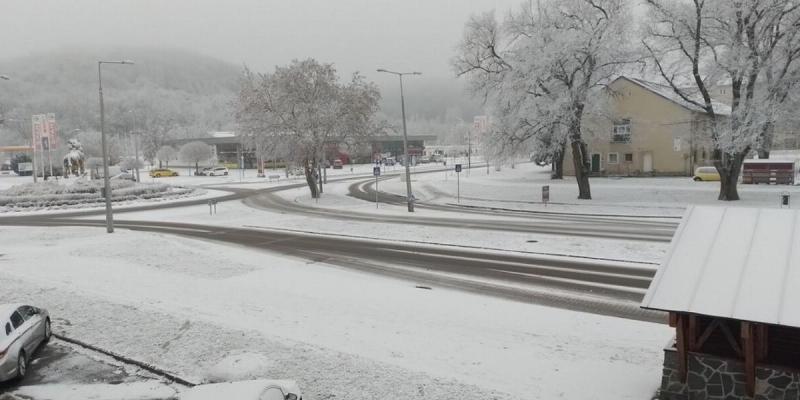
left=0, top=48, right=241, bottom=146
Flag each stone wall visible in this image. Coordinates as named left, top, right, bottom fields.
left=659, top=344, right=800, bottom=400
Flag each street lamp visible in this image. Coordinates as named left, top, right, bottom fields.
left=376, top=68, right=421, bottom=212
left=98, top=60, right=134, bottom=233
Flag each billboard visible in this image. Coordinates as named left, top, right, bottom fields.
left=31, top=113, right=58, bottom=151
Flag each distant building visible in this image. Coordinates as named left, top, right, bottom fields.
left=165, top=132, right=437, bottom=167
left=564, top=76, right=729, bottom=177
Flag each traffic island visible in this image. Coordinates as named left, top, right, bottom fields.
left=0, top=179, right=197, bottom=212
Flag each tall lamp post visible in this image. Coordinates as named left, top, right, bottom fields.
left=377, top=68, right=420, bottom=212
left=98, top=60, right=134, bottom=233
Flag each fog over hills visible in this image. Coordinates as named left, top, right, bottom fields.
left=0, top=48, right=481, bottom=146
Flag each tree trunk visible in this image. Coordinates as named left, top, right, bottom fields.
left=570, top=140, right=591, bottom=199
left=159, top=160, right=163, bottom=168
left=551, top=146, right=565, bottom=180
left=716, top=152, right=746, bottom=201
left=304, top=158, right=320, bottom=198
left=195, top=161, right=199, bottom=176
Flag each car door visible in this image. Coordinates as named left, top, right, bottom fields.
left=8, top=311, right=30, bottom=356
left=16, top=306, right=43, bottom=350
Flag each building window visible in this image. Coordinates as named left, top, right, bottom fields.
left=612, top=119, right=631, bottom=143
left=624, top=153, right=633, bottom=162
left=608, top=153, right=619, bottom=164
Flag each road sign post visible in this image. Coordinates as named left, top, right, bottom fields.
left=455, top=164, right=462, bottom=203
left=373, top=166, right=381, bottom=208
left=542, top=185, right=550, bottom=207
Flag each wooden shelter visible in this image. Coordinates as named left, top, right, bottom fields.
left=642, top=206, right=800, bottom=399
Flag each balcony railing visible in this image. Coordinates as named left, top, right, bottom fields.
left=611, top=134, right=631, bottom=143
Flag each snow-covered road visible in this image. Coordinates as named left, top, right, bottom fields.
left=0, top=226, right=671, bottom=400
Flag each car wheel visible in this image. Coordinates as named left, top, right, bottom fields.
left=693, top=177, right=702, bottom=181
left=172, top=173, right=178, bottom=176
left=224, top=172, right=228, bottom=175
left=16, top=351, right=27, bottom=380
left=43, top=318, right=52, bottom=342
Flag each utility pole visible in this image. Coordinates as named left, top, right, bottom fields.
left=98, top=60, right=134, bottom=233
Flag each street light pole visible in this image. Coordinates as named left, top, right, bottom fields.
left=98, top=60, right=134, bottom=233
left=377, top=68, right=421, bottom=212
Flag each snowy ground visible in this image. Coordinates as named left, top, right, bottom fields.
left=0, top=226, right=672, bottom=400
left=379, top=162, right=800, bottom=216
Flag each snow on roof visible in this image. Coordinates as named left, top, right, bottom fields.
left=618, top=77, right=732, bottom=116
left=641, top=206, right=800, bottom=327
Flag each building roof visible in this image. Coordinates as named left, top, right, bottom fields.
left=641, top=206, right=800, bottom=328
left=615, top=76, right=732, bottom=116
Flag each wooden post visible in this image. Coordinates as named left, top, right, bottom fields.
left=742, top=322, right=756, bottom=397
left=688, top=315, right=698, bottom=351
left=676, top=313, right=688, bottom=383
left=756, top=324, right=768, bottom=362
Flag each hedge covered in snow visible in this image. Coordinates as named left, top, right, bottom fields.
left=0, top=179, right=197, bottom=211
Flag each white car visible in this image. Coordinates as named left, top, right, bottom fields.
left=0, top=304, right=51, bottom=382
left=204, top=167, right=229, bottom=176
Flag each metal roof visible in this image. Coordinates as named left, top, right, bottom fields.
left=641, top=205, right=800, bottom=328
left=615, top=77, right=732, bottom=116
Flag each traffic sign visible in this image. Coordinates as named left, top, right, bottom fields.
left=373, top=166, right=381, bottom=176
left=455, top=164, right=462, bottom=173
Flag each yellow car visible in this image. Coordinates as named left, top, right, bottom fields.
left=693, top=166, right=720, bottom=181
left=149, top=168, right=178, bottom=178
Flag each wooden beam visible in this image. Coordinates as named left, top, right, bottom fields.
left=720, top=321, right=743, bottom=357
left=696, top=319, right=721, bottom=350
left=756, top=324, right=768, bottom=362
left=742, top=322, right=756, bottom=397
left=669, top=312, right=678, bottom=327
left=688, top=315, right=698, bottom=351
left=676, top=314, right=688, bottom=383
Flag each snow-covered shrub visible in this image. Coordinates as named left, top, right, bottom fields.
left=0, top=179, right=197, bottom=211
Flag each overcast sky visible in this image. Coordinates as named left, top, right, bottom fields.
left=2, top=0, right=522, bottom=87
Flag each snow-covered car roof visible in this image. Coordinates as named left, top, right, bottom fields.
left=0, top=303, right=24, bottom=320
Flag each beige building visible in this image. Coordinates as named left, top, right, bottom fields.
left=564, top=76, right=724, bottom=177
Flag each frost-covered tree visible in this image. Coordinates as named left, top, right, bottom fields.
left=76, top=129, right=122, bottom=164
left=155, top=145, right=177, bottom=168
left=179, top=141, right=213, bottom=175
left=453, top=0, right=635, bottom=199
left=644, top=0, right=800, bottom=200
left=235, top=59, right=381, bottom=198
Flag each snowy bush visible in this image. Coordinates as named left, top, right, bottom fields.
left=0, top=179, right=197, bottom=211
